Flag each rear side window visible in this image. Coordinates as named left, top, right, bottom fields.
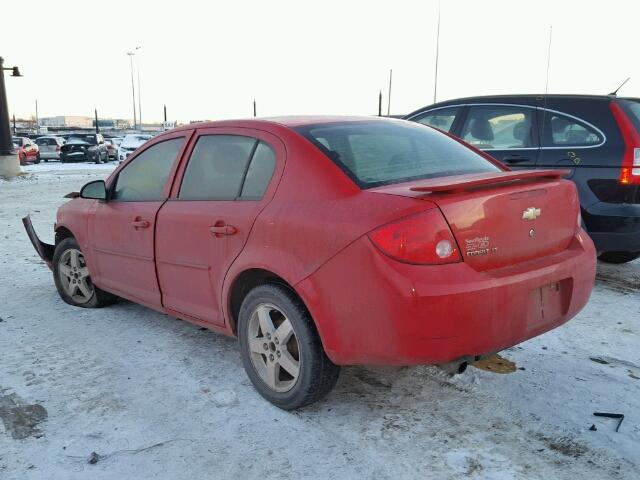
left=113, top=137, right=184, bottom=201
left=461, top=105, right=535, bottom=150
left=180, top=135, right=275, bottom=201
left=541, top=112, right=602, bottom=147
left=295, top=120, right=500, bottom=188
left=411, top=107, right=460, bottom=132
left=240, top=142, right=276, bottom=199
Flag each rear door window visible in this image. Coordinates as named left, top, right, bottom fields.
left=540, top=111, right=603, bottom=147
left=179, top=135, right=275, bottom=200
left=461, top=105, right=536, bottom=150
left=411, top=107, right=460, bottom=132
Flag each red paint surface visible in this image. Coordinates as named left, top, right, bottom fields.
left=53, top=117, right=596, bottom=366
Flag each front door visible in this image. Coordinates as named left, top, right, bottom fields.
left=458, top=104, right=539, bottom=169
left=89, top=134, right=189, bottom=308
left=155, top=128, right=284, bottom=326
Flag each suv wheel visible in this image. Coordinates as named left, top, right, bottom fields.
left=238, top=284, right=340, bottom=410
left=53, top=237, right=118, bottom=308
left=598, top=251, right=640, bottom=264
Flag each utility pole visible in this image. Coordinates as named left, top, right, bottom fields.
left=127, top=52, right=137, bottom=129
left=433, top=0, right=441, bottom=103
left=95, top=108, right=99, bottom=133
left=164, top=104, right=167, bottom=122
left=253, top=99, right=257, bottom=117
left=0, top=56, right=22, bottom=177
left=35, top=99, right=39, bottom=132
left=12, top=114, right=16, bottom=134
left=387, top=69, right=393, bottom=116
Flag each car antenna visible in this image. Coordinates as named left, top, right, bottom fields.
left=608, top=77, right=630, bottom=96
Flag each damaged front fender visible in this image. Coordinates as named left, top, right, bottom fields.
left=22, top=215, right=55, bottom=270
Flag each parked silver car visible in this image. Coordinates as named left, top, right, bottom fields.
left=35, top=136, right=65, bottom=161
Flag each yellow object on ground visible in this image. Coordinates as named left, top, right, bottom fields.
left=471, top=353, right=517, bottom=374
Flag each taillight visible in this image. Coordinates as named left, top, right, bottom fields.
left=368, top=209, right=461, bottom=265
left=610, top=101, right=640, bottom=185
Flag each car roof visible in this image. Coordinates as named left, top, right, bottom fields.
left=406, top=93, right=640, bottom=116
left=167, top=115, right=399, bottom=134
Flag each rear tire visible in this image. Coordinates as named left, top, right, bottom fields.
left=53, top=237, right=118, bottom=308
left=238, top=284, right=340, bottom=410
left=34, top=153, right=41, bottom=164
left=598, top=251, right=640, bottom=264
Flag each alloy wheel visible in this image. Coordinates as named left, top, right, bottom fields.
left=58, top=248, right=94, bottom=304
left=247, top=303, right=301, bottom=393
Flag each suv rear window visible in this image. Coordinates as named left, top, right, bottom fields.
left=295, top=120, right=500, bottom=188
left=618, top=99, right=640, bottom=132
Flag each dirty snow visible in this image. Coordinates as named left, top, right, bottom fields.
left=0, top=164, right=638, bottom=479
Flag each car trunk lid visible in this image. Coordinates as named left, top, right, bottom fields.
left=370, top=170, right=579, bottom=271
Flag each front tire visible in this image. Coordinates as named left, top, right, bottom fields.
left=238, top=284, right=340, bottom=410
left=53, top=237, right=118, bottom=308
left=598, top=251, right=640, bottom=264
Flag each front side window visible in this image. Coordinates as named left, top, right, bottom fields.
left=295, top=120, right=500, bottom=188
left=179, top=135, right=275, bottom=201
left=412, top=107, right=460, bottom=132
left=112, top=137, right=184, bottom=201
left=461, top=105, right=535, bottom=150
left=541, top=112, right=603, bottom=147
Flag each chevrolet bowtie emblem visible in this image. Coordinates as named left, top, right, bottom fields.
left=522, top=207, right=541, bottom=221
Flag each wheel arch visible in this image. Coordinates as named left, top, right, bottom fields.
left=55, top=225, right=76, bottom=245
left=226, top=268, right=308, bottom=336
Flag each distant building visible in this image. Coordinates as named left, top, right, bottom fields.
left=40, top=116, right=94, bottom=128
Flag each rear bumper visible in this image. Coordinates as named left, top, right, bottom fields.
left=583, top=201, right=640, bottom=252
left=40, top=152, right=59, bottom=160
left=297, top=231, right=596, bottom=366
left=22, top=215, right=54, bottom=269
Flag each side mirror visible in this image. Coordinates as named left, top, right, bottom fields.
left=80, top=180, right=107, bottom=200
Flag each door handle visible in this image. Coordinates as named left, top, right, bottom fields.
left=504, top=155, right=530, bottom=164
left=209, top=223, right=237, bottom=237
left=131, top=219, right=150, bottom=229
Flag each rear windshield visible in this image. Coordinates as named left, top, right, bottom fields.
left=68, top=135, right=96, bottom=144
left=618, top=99, right=640, bottom=132
left=12, top=138, right=20, bottom=146
left=122, top=135, right=152, bottom=148
left=295, top=120, right=500, bottom=188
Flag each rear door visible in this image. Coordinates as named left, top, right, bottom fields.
left=88, top=131, right=191, bottom=307
left=457, top=104, right=540, bottom=169
left=155, top=127, right=284, bottom=326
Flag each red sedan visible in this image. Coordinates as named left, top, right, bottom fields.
left=13, top=136, right=40, bottom=165
left=24, top=116, right=596, bottom=409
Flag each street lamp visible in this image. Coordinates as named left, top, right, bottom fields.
left=0, top=57, right=21, bottom=155
left=127, top=52, right=137, bottom=129
left=0, top=57, right=22, bottom=177
left=135, top=46, right=142, bottom=129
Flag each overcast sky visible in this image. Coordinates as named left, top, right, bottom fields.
left=2, top=0, right=639, bottom=123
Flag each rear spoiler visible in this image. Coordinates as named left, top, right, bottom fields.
left=409, top=169, right=570, bottom=194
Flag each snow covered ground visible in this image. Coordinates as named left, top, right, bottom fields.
left=1, top=164, right=638, bottom=479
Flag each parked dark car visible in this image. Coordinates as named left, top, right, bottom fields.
left=60, top=133, right=109, bottom=164
left=405, top=95, right=640, bottom=263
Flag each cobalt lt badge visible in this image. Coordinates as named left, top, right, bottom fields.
left=522, top=207, right=541, bottom=221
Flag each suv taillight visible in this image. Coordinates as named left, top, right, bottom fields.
left=368, top=209, right=461, bottom=265
left=610, top=101, right=640, bottom=185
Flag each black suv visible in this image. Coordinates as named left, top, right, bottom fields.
left=60, top=133, right=109, bottom=164
left=405, top=95, right=640, bottom=263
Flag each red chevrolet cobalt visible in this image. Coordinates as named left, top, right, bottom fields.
left=24, top=117, right=596, bottom=409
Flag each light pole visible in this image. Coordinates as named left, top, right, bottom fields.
left=127, top=52, right=137, bottom=129
left=0, top=56, right=22, bottom=177
left=135, top=46, right=142, bottom=129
